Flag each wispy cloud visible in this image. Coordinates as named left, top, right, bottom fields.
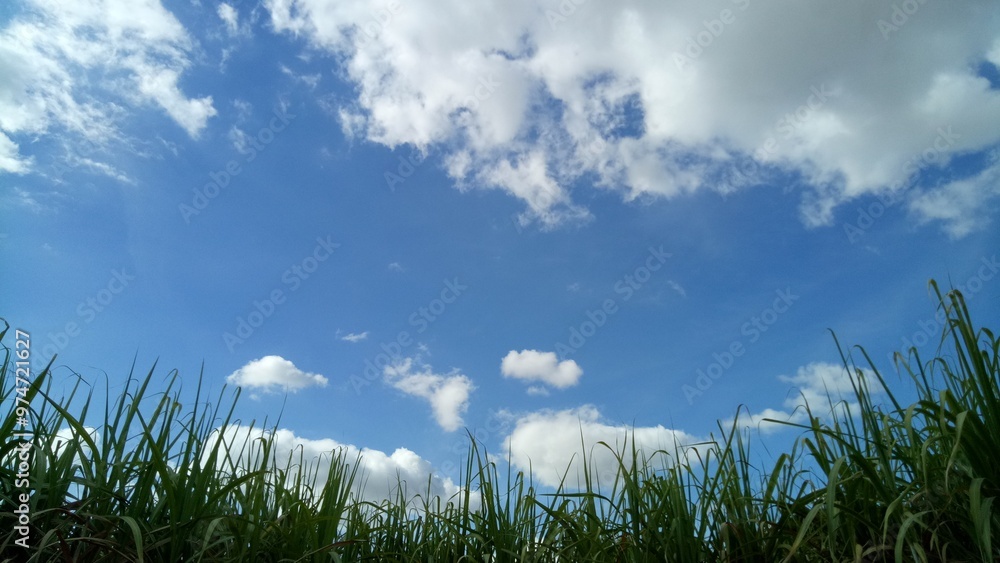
left=217, top=3, right=241, bottom=37
left=526, top=385, right=550, bottom=397
left=667, top=280, right=687, bottom=298
left=340, top=331, right=369, bottom=343
left=728, top=362, right=880, bottom=433
left=0, top=0, right=215, bottom=176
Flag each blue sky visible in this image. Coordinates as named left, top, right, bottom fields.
left=2, top=0, right=1000, bottom=495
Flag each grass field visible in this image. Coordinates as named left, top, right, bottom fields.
left=1, top=280, right=998, bottom=562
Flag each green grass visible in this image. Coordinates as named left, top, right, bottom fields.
left=1, top=280, right=998, bottom=561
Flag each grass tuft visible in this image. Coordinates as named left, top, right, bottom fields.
left=1, top=281, right=998, bottom=561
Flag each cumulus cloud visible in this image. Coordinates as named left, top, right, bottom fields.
left=0, top=0, right=215, bottom=176
left=226, top=356, right=329, bottom=397
left=204, top=425, right=474, bottom=509
left=384, top=357, right=474, bottom=432
left=729, top=362, right=879, bottom=433
left=502, top=405, right=702, bottom=488
left=264, top=0, right=1000, bottom=235
left=501, top=349, right=583, bottom=391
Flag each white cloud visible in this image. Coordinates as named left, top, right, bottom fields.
left=667, top=280, right=687, bottom=298
left=204, top=425, right=474, bottom=509
left=908, top=162, right=1000, bottom=238
left=384, top=357, right=474, bottom=432
left=228, top=126, right=252, bottom=153
left=729, top=362, right=879, bottom=433
left=0, top=427, right=98, bottom=492
left=64, top=152, right=134, bottom=184
left=218, top=3, right=240, bottom=36
left=483, top=150, right=592, bottom=229
left=0, top=0, right=215, bottom=177
left=340, top=331, right=369, bottom=343
left=135, top=67, right=217, bottom=138
left=226, top=356, right=329, bottom=397
left=0, top=132, right=31, bottom=174
left=388, top=262, right=405, bottom=272
left=50, top=426, right=99, bottom=466
left=526, top=385, right=550, bottom=397
left=280, top=64, right=321, bottom=88
left=501, top=349, right=582, bottom=390
left=264, top=0, right=1000, bottom=233
left=8, top=188, right=43, bottom=213
left=502, top=405, right=702, bottom=488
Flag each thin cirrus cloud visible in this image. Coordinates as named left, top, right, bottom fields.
left=384, top=357, right=474, bottom=432
left=264, top=0, right=1000, bottom=235
left=217, top=3, right=239, bottom=36
left=226, top=355, right=329, bottom=398
left=501, top=349, right=583, bottom=391
left=340, top=331, right=370, bottom=343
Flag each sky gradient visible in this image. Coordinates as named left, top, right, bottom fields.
left=2, top=0, right=1000, bottom=497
